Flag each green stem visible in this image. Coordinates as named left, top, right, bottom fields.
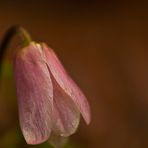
left=0, top=25, right=32, bottom=73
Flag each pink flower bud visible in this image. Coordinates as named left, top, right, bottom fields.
left=14, top=42, right=91, bottom=146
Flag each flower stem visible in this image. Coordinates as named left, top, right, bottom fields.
left=0, top=25, right=32, bottom=74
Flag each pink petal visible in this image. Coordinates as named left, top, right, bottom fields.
left=51, top=75, right=80, bottom=136
left=42, top=43, right=91, bottom=124
left=14, top=42, right=53, bottom=144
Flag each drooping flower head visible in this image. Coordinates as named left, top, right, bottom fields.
left=14, top=42, right=91, bottom=147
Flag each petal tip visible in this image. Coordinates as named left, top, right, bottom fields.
left=84, top=106, right=91, bottom=125
left=23, top=131, right=50, bottom=145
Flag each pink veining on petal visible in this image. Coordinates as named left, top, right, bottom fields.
left=14, top=42, right=54, bottom=144
left=42, top=43, right=91, bottom=125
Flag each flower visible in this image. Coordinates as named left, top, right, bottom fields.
left=14, top=42, right=91, bottom=147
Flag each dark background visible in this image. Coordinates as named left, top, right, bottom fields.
left=0, top=1, right=148, bottom=148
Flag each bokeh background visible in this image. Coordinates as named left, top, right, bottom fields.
left=0, top=1, right=148, bottom=148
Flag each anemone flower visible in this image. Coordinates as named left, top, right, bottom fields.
left=14, top=42, right=91, bottom=147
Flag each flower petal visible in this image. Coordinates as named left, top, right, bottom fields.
left=14, top=42, right=53, bottom=144
left=42, top=43, right=91, bottom=124
left=51, top=75, right=80, bottom=136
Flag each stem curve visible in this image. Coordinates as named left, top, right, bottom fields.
left=0, top=25, right=32, bottom=74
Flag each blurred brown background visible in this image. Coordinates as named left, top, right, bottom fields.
left=0, top=1, right=148, bottom=148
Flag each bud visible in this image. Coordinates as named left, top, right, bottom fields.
left=14, top=42, right=91, bottom=146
